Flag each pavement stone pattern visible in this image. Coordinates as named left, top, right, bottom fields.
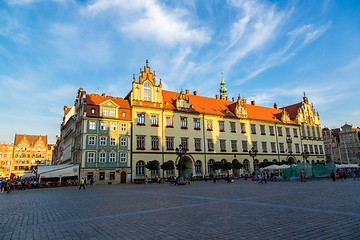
left=1, top=179, right=360, bottom=240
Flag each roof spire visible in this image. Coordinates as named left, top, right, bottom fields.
left=303, top=91, right=308, bottom=104
left=219, top=72, right=228, bottom=100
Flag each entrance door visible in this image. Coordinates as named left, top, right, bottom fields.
left=120, top=171, right=126, bottom=183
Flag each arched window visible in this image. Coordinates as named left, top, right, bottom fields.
left=243, top=159, right=249, bottom=172
left=144, top=82, right=151, bottom=101
left=208, top=159, right=214, bottom=173
left=272, top=159, right=277, bottom=164
left=221, top=159, right=227, bottom=172
left=195, top=160, right=202, bottom=173
left=167, top=161, right=174, bottom=174
left=254, top=159, right=259, bottom=172
left=136, top=161, right=145, bottom=175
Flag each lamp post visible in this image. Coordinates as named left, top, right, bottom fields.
left=175, top=144, right=187, bottom=180
left=301, top=151, right=310, bottom=163
left=249, top=147, right=258, bottom=173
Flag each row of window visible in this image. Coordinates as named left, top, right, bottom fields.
left=136, top=136, right=324, bottom=154
left=88, top=136, right=127, bottom=147
left=16, top=148, right=47, bottom=152
left=15, top=153, right=45, bottom=158
left=87, top=152, right=127, bottom=163
left=89, top=121, right=127, bottom=132
left=137, top=114, right=305, bottom=137
left=90, top=107, right=127, bottom=118
left=303, top=144, right=324, bottom=154
left=301, top=124, right=322, bottom=138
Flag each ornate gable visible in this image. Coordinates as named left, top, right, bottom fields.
left=281, top=109, right=290, bottom=123
left=235, top=95, right=247, bottom=118
left=295, top=93, right=320, bottom=126
left=176, top=89, right=189, bottom=109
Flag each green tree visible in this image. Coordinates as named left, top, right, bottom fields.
left=145, top=161, right=160, bottom=174
left=232, top=161, right=243, bottom=170
left=161, top=161, right=174, bottom=172
left=221, top=162, right=232, bottom=172
left=212, top=161, right=223, bottom=172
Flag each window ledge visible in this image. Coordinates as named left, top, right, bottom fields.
left=231, top=131, right=236, bottom=133
left=279, top=134, right=283, bottom=137
left=208, top=149, right=214, bottom=151
left=261, top=133, right=266, bottom=135
left=166, top=125, right=174, bottom=128
left=167, top=148, right=174, bottom=150
left=195, top=149, right=202, bottom=151
left=137, top=123, right=145, bottom=126
left=243, top=150, right=248, bottom=152
left=232, top=150, right=238, bottom=152
left=220, top=149, right=227, bottom=152
left=207, top=129, right=213, bottom=131
left=194, top=128, right=201, bottom=130
left=219, top=130, right=225, bottom=132
left=241, top=131, right=246, bottom=133
left=151, top=124, right=159, bottom=127
left=151, top=148, right=160, bottom=150
left=136, top=147, right=145, bottom=150
left=181, top=127, right=188, bottom=129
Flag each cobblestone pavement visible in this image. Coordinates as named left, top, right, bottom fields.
left=1, top=179, right=360, bottom=240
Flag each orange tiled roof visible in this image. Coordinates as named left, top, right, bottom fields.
left=14, top=134, right=48, bottom=147
left=86, top=94, right=130, bottom=109
left=282, top=102, right=302, bottom=120
left=161, top=90, right=298, bottom=124
left=64, top=107, right=71, bottom=115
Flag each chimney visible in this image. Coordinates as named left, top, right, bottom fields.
left=251, top=100, right=255, bottom=106
left=185, top=89, right=189, bottom=95
left=216, top=94, right=219, bottom=99
left=232, top=97, right=235, bottom=102
left=193, top=91, right=197, bottom=96
left=274, top=103, right=278, bottom=109
left=102, top=93, right=105, bottom=97
left=243, top=99, right=247, bottom=104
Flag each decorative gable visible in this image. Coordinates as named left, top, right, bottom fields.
left=176, top=90, right=189, bottom=109
left=281, top=109, right=290, bottom=123
left=235, top=95, right=247, bottom=118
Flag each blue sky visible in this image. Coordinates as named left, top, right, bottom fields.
left=1, top=0, right=359, bottom=144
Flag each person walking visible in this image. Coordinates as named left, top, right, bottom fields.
left=330, top=170, right=336, bottom=181
left=300, top=169, right=306, bottom=182
left=79, top=177, right=85, bottom=190
left=90, top=177, right=94, bottom=186
left=145, top=175, right=149, bottom=186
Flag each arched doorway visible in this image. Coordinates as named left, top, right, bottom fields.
left=120, top=171, right=126, bottom=183
left=232, top=159, right=240, bottom=176
left=287, top=156, right=296, bottom=164
left=181, top=156, right=193, bottom=178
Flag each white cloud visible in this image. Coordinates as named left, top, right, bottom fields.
left=0, top=10, right=28, bottom=43
left=83, top=0, right=210, bottom=47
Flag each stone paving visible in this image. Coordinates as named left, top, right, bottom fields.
left=1, top=179, right=360, bottom=240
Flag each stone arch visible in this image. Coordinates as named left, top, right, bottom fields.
left=208, top=159, right=215, bottom=173
left=232, top=159, right=240, bottom=176
left=176, top=154, right=194, bottom=178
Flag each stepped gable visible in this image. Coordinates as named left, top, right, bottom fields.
left=14, top=134, right=48, bottom=146
left=86, top=94, right=130, bottom=109
left=282, top=102, right=302, bottom=120
left=162, top=90, right=298, bottom=124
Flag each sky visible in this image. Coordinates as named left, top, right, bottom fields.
left=0, top=0, right=360, bottom=144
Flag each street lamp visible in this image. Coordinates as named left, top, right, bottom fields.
left=301, top=151, right=310, bottom=163
left=175, top=144, right=187, bottom=180
left=249, top=147, right=258, bottom=172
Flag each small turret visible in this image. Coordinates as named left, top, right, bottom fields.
left=219, top=72, right=228, bottom=100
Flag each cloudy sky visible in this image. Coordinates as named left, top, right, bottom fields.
left=1, top=0, right=359, bottom=144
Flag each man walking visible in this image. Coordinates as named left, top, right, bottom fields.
left=79, top=177, right=85, bottom=190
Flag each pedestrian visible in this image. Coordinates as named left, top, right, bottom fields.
left=145, top=175, right=149, bottom=186
left=300, top=169, right=306, bottom=182
left=343, top=170, right=347, bottom=180
left=90, top=177, right=94, bottom=186
left=213, top=174, right=217, bottom=183
left=79, top=177, right=85, bottom=190
left=330, top=170, right=336, bottom=181
left=21, top=180, right=26, bottom=190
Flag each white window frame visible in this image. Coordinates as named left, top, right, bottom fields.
left=99, top=152, right=106, bottom=163
left=103, top=108, right=108, bottom=116
left=120, top=153, right=126, bottom=162
left=121, top=138, right=127, bottom=147
left=110, top=138, right=116, bottom=146
left=89, top=121, right=96, bottom=130
left=109, top=108, right=115, bottom=116
left=137, top=113, right=145, bottom=125
left=144, top=82, right=151, bottom=101
left=109, top=153, right=116, bottom=162
left=121, top=124, right=127, bottom=132
left=166, top=137, right=174, bottom=150
left=111, top=123, right=116, bottom=131
left=100, top=137, right=106, bottom=146
left=88, top=136, right=95, bottom=145
left=181, top=117, right=188, bottom=128
left=166, top=116, right=173, bottom=127
left=151, top=115, right=159, bottom=126
left=88, top=152, right=95, bottom=163
left=100, top=122, right=106, bottom=130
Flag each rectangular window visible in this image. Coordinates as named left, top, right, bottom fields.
left=252, top=141, right=258, bottom=151
left=207, top=120, right=213, bottom=131
left=151, top=137, right=160, bottom=150
left=103, top=108, right=108, bottom=116
left=219, top=121, right=225, bottom=132
left=100, top=137, right=106, bottom=146
left=242, top=141, right=248, bottom=152
left=121, top=124, right=127, bottom=132
left=309, top=144, right=314, bottom=154
left=136, top=136, right=145, bottom=150
left=319, top=145, right=324, bottom=154
left=279, top=143, right=285, bottom=153
left=231, top=140, right=237, bottom=152
left=89, top=121, right=96, bottom=130
left=109, top=153, right=116, bottom=162
left=109, top=172, right=115, bottom=180
left=269, top=126, right=274, bottom=136
left=208, top=139, right=214, bottom=151
left=278, top=127, right=283, bottom=136
left=99, top=172, right=105, bottom=181
left=194, top=118, right=200, bottom=130
left=312, top=126, right=316, bottom=137
left=120, top=138, right=127, bottom=147
left=99, top=152, right=106, bottom=162
left=110, top=138, right=116, bottom=146
left=314, top=145, right=319, bottom=154
left=88, top=152, right=95, bottom=162
left=317, top=126, right=321, bottom=138
left=166, top=116, right=173, bottom=127
left=260, top=125, right=266, bottom=135
left=88, top=136, right=95, bottom=145
left=271, top=142, right=276, bottom=153
left=230, top=122, right=236, bottom=132
left=293, top=128, right=298, bottom=137
left=109, top=108, right=115, bottom=116
left=181, top=138, right=188, bottom=150
left=304, top=144, right=308, bottom=152
left=111, top=123, right=116, bottom=131
left=166, top=137, right=174, bottom=150
left=100, top=122, right=106, bottom=130
left=287, top=142, right=292, bottom=153
left=295, top=143, right=300, bottom=153
left=286, top=128, right=290, bottom=137
left=307, top=125, right=311, bottom=137
left=87, top=172, right=93, bottom=180
left=262, top=142, right=267, bottom=152
left=220, top=140, right=226, bottom=151
left=251, top=124, right=256, bottom=134
left=151, top=115, right=159, bottom=126
left=241, top=123, right=246, bottom=133
left=120, top=153, right=126, bottom=162
left=181, top=117, right=188, bottom=129
left=137, top=113, right=145, bottom=125
left=195, top=138, right=201, bottom=151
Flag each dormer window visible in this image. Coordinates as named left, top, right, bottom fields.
left=181, top=100, right=184, bottom=108
left=109, top=108, right=115, bottom=116
left=103, top=108, right=108, bottom=116
left=91, top=108, right=95, bottom=114
left=144, top=82, right=151, bottom=101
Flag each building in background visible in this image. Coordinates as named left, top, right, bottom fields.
left=12, top=134, right=53, bottom=177
left=0, top=143, right=13, bottom=178
left=339, top=124, right=360, bottom=164
left=322, top=127, right=341, bottom=163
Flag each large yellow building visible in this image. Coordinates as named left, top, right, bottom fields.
left=127, top=61, right=324, bottom=181
left=0, top=143, right=13, bottom=178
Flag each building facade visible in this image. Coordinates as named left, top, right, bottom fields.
left=338, top=124, right=360, bottom=164
left=64, top=89, right=132, bottom=184
left=12, top=135, right=53, bottom=176
left=322, top=127, right=341, bottom=163
left=0, top=143, right=13, bottom=178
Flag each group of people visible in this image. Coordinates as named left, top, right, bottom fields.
left=330, top=169, right=360, bottom=181
left=0, top=177, right=39, bottom=193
